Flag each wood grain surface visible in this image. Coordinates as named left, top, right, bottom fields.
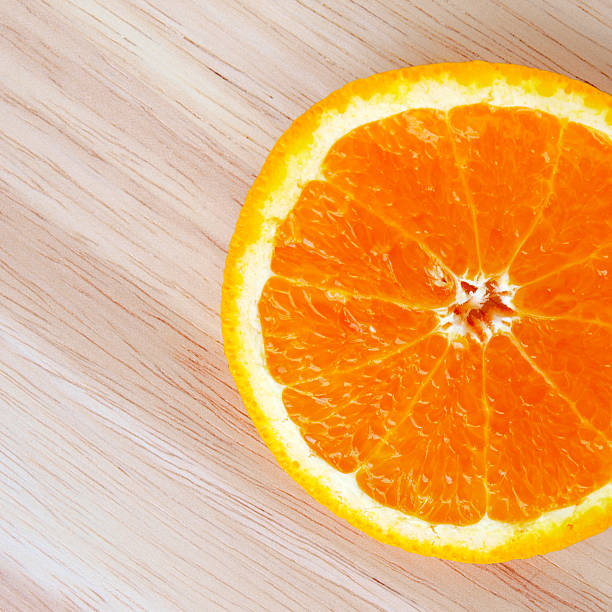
left=0, top=1, right=611, bottom=610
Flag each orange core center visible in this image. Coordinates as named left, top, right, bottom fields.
left=450, top=279, right=516, bottom=340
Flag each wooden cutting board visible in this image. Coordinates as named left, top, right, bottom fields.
left=0, top=1, right=610, bottom=609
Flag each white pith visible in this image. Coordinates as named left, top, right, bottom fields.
left=233, top=71, right=612, bottom=554
left=435, top=272, right=519, bottom=342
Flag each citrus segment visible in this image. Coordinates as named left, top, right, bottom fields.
left=448, top=105, right=563, bottom=275
left=512, top=317, right=612, bottom=437
left=283, top=333, right=448, bottom=473
left=485, top=334, right=612, bottom=521
left=510, top=122, right=612, bottom=284
left=514, top=244, right=612, bottom=324
left=271, top=180, right=455, bottom=307
left=321, top=109, right=478, bottom=276
left=258, top=276, right=438, bottom=386
left=357, top=339, right=487, bottom=525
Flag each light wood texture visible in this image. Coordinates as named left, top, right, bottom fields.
left=0, top=1, right=610, bottom=610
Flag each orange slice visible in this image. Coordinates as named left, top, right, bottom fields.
left=222, top=62, right=612, bottom=563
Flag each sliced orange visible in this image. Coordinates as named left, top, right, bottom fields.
left=222, top=62, right=612, bottom=562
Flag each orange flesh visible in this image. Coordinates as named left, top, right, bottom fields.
left=258, top=104, right=612, bottom=525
